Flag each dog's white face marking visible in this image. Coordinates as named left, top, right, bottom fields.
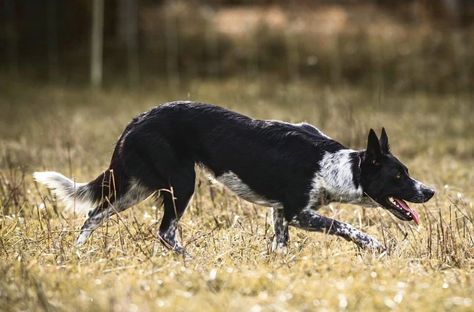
left=413, top=178, right=426, bottom=193
left=410, top=178, right=434, bottom=202
left=214, top=171, right=280, bottom=207
left=306, top=149, right=363, bottom=210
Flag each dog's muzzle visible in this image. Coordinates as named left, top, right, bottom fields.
left=421, top=187, right=435, bottom=202
left=410, top=182, right=435, bottom=203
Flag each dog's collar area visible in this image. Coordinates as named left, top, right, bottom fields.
left=350, top=150, right=364, bottom=190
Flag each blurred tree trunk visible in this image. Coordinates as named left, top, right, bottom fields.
left=164, top=2, right=180, bottom=88
left=91, top=0, right=104, bottom=89
left=4, top=0, right=19, bottom=79
left=417, top=0, right=464, bottom=25
left=117, top=0, right=140, bottom=87
left=286, top=1, right=300, bottom=81
left=202, top=6, right=219, bottom=78
left=47, top=0, right=60, bottom=81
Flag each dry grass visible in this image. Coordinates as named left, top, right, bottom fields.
left=1, top=79, right=473, bottom=311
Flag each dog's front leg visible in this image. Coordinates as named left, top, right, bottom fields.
left=271, top=206, right=289, bottom=253
left=290, top=209, right=384, bottom=252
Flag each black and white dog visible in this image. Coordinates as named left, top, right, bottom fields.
left=34, top=102, right=434, bottom=254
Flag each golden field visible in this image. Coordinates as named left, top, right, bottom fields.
left=1, top=79, right=473, bottom=311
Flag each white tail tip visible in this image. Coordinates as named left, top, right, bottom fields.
left=33, top=171, right=93, bottom=215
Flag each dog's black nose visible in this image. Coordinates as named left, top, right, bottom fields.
left=423, top=188, right=435, bottom=201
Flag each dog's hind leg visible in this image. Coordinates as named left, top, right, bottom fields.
left=271, top=206, right=289, bottom=253
left=157, top=164, right=195, bottom=256
left=290, top=209, right=384, bottom=251
left=76, top=179, right=153, bottom=246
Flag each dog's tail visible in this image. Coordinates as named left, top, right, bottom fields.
left=33, top=171, right=113, bottom=215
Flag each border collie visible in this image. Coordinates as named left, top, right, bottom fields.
left=34, top=102, right=434, bottom=254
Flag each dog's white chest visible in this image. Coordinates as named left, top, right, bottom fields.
left=306, top=150, right=363, bottom=209
left=213, top=171, right=278, bottom=207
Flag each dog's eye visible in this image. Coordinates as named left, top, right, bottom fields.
left=395, top=172, right=402, bottom=179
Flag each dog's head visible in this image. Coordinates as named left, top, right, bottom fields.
left=360, top=128, right=434, bottom=224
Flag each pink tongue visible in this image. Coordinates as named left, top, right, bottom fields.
left=394, top=198, right=420, bottom=225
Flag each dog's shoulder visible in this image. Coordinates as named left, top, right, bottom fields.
left=297, top=122, right=331, bottom=138
left=260, top=120, right=344, bottom=151
left=152, top=101, right=253, bottom=123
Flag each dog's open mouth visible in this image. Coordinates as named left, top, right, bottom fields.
left=385, top=197, right=420, bottom=225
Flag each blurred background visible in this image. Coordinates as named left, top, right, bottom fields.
left=0, top=0, right=473, bottom=175
left=1, top=0, right=474, bottom=91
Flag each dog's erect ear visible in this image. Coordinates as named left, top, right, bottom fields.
left=379, top=127, right=390, bottom=154
left=366, top=129, right=382, bottom=163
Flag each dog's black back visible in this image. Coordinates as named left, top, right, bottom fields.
left=116, top=102, right=344, bottom=218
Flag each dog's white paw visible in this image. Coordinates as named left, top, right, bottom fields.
left=75, top=231, right=90, bottom=247
left=271, top=240, right=288, bottom=255
left=365, top=238, right=386, bottom=253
